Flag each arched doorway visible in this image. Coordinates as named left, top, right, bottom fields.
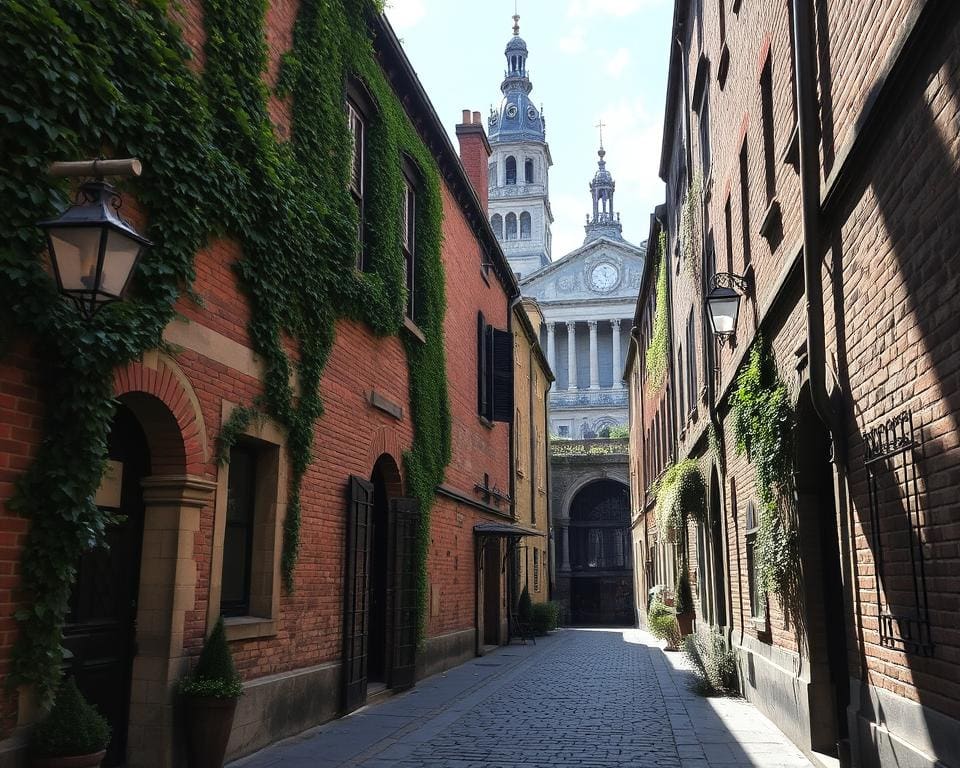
left=342, top=455, right=419, bottom=714
left=795, top=390, right=849, bottom=758
left=568, top=479, right=633, bottom=625
left=63, top=402, right=149, bottom=767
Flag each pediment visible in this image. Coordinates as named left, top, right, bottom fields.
left=520, top=237, right=646, bottom=303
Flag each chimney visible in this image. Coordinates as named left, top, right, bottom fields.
left=456, top=109, right=492, bottom=213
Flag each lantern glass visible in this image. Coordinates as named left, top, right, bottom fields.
left=47, top=226, right=103, bottom=294
left=706, top=286, right=742, bottom=337
left=101, top=228, right=143, bottom=297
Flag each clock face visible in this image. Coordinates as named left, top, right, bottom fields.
left=591, top=263, right=619, bottom=291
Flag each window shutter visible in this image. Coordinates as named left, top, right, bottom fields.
left=477, top=312, right=488, bottom=418
left=491, top=327, right=514, bottom=423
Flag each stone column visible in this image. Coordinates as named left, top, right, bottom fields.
left=561, top=525, right=571, bottom=571
left=566, top=321, right=578, bottom=391
left=546, top=322, right=557, bottom=375
left=612, top=318, right=623, bottom=388
left=588, top=320, right=600, bottom=390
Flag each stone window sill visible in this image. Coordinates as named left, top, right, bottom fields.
left=403, top=316, right=426, bottom=344
left=224, top=616, right=277, bottom=642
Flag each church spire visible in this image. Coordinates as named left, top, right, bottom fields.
left=585, top=127, right=623, bottom=243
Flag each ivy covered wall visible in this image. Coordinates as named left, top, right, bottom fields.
left=0, top=0, right=449, bottom=704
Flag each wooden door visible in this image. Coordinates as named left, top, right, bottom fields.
left=342, top=476, right=373, bottom=714
left=63, top=405, right=149, bottom=768
left=389, top=498, right=419, bottom=691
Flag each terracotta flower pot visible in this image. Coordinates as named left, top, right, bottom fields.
left=184, top=696, right=239, bottom=768
left=676, top=611, right=695, bottom=638
left=31, top=750, right=106, bottom=768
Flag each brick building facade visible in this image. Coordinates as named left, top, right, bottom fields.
left=0, top=5, right=528, bottom=767
left=628, top=1, right=960, bottom=766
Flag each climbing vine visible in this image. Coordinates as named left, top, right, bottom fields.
left=652, top=459, right=706, bottom=540
left=1, top=0, right=449, bottom=700
left=645, top=230, right=669, bottom=390
left=730, top=337, right=798, bottom=608
left=680, top=172, right=702, bottom=283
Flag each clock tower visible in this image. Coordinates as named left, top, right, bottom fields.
left=486, top=13, right=553, bottom=279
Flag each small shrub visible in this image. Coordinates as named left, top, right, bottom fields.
left=647, top=601, right=681, bottom=648
left=675, top=569, right=693, bottom=615
left=682, top=630, right=738, bottom=696
left=607, top=425, right=630, bottom=439
left=530, top=602, right=559, bottom=635
left=179, top=617, right=243, bottom=699
left=31, top=677, right=111, bottom=758
left=517, top=585, right=532, bottom=623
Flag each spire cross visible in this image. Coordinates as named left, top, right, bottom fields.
left=596, top=120, right=606, bottom=149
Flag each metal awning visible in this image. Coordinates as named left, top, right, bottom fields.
left=473, top=522, right=544, bottom=538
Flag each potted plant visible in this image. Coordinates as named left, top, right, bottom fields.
left=675, top=568, right=695, bottom=638
left=179, top=617, right=243, bottom=768
left=30, top=677, right=111, bottom=767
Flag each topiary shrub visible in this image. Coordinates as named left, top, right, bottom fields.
left=647, top=601, right=681, bottom=649
left=178, top=617, right=243, bottom=699
left=675, top=569, right=693, bottom=616
left=530, top=602, right=559, bottom=635
left=31, top=677, right=111, bottom=758
left=682, top=630, right=738, bottom=696
left=517, top=585, right=532, bottom=624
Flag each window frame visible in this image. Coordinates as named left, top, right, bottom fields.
left=221, top=441, right=258, bottom=618
left=505, top=155, right=517, bottom=185
left=401, top=156, right=421, bottom=323
left=346, top=79, right=377, bottom=272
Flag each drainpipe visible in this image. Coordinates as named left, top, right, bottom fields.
left=792, top=0, right=836, bottom=437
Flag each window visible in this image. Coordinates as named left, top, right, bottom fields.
left=347, top=99, right=366, bottom=270
left=477, top=311, right=514, bottom=423
left=745, top=501, right=766, bottom=620
left=402, top=176, right=416, bottom=320
left=505, top=212, right=518, bottom=240
left=505, top=155, right=517, bottom=185
left=491, top=213, right=503, bottom=239
left=760, top=57, right=776, bottom=204
left=739, top=142, right=752, bottom=268
left=558, top=425, right=569, bottom=437
left=677, top=345, right=685, bottom=422
left=686, top=311, right=698, bottom=415
left=724, top=197, right=734, bottom=273
left=524, top=158, right=534, bottom=184
left=221, top=443, right=257, bottom=616
left=533, top=548, right=541, bottom=591
left=515, top=408, right=525, bottom=476
left=488, top=161, right=498, bottom=188
left=699, top=89, right=711, bottom=179
left=519, top=211, right=532, bottom=240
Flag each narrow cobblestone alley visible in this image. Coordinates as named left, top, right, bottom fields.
left=231, top=630, right=813, bottom=768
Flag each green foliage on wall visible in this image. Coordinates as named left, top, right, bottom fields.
left=645, top=230, right=670, bottom=389
left=1, top=0, right=449, bottom=700
left=653, top=458, right=707, bottom=540
left=730, top=337, right=798, bottom=608
left=679, top=172, right=702, bottom=283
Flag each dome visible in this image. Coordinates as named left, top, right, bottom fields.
left=505, top=35, right=528, bottom=53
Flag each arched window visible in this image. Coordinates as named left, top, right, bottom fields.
left=491, top=213, right=503, bottom=239
left=525, top=158, right=534, bottom=183
left=519, top=211, right=532, bottom=240
left=488, top=161, right=497, bottom=188
left=505, top=156, right=517, bottom=185
left=505, top=212, right=517, bottom=240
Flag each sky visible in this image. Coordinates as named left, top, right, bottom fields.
left=385, top=0, right=674, bottom=259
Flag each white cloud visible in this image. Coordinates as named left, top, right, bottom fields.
left=558, top=26, right=587, bottom=54
left=605, top=48, right=631, bottom=78
left=385, top=0, right=426, bottom=31
left=566, top=0, right=666, bottom=20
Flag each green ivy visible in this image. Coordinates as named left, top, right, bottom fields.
left=653, top=458, right=706, bottom=539
left=679, top=172, right=702, bottom=282
left=645, top=230, right=669, bottom=389
left=730, top=337, right=798, bottom=608
left=215, top=405, right=258, bottom=466
left=1, top=0, right=449, bottom=701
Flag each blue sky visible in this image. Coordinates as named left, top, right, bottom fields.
left=385, top=0, right=674, bottom=258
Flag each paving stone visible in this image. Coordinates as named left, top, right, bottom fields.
left=231, top=629, right=813, bottom=768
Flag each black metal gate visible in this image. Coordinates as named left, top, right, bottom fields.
left=389, top=498, right=419, bottom=690
left=342, top=476, right=373, bottom=713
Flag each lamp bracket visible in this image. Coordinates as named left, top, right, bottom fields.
left=710, top=271, right=750, bottom=293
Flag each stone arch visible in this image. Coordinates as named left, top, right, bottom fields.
left=560, top=469, right=629, bottom=520
left=365, top=427, right=406, bottom=491
left=113, top=353, right=208, bottom=474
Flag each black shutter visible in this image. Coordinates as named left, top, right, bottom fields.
left=389, top=498, right=420, bottom=691
left=342, top=476, right=373, bottom=714
left=477, top=311, right=488, bottom=418
left=491, top=327, right=514, bottom=423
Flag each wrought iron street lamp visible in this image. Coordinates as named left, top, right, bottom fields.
left=38, top=159, right=150, bottom=319
left=705, top=272, right=750, bottom=345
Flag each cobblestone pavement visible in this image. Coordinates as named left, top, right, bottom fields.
left=230, top=628, right=814, bottom=768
